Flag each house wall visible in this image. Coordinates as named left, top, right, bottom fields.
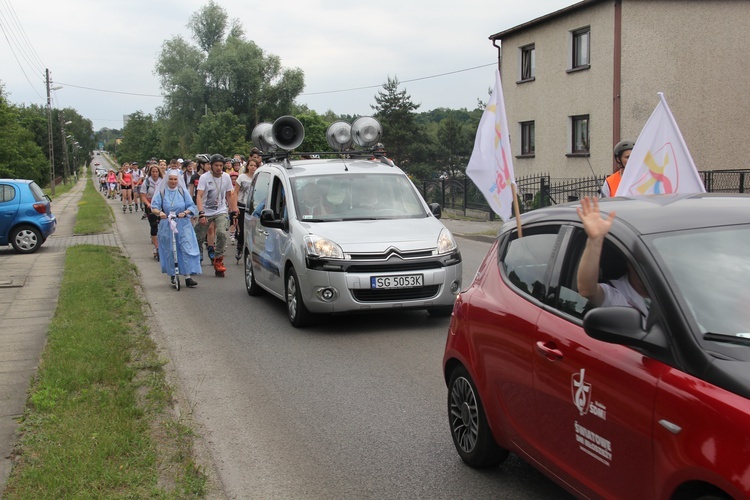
left=501, top=1, right=614, bottom=179
left=621, top=0, right=750, bottom=170
left=498, top=0, right=749, bottom=179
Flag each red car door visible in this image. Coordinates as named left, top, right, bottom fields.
left=476, top=228, right=563, bottom=453
left=533, top=309, right=662, bottom=498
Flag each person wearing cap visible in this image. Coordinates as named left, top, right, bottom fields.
left=601, top=140, right=635, bottom=197
left=195, top=154, right=238, bottom=277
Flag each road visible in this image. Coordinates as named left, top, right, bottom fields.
left=105, top=165, right=569, bottom=499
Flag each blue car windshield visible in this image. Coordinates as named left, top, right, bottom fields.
left=651, top=226, right=750, bottom=340
left=291, top=174, right=428, bottom=221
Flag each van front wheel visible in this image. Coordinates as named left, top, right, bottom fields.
left=285, top=267, right=313, bottom=328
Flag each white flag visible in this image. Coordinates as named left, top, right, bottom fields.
left=616, top=93, right=705, bottom=196
left=466, top=69, right=516, bottom=221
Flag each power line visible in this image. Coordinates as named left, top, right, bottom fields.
left=300, top=63, right=496, bottom=96
left=58, top=63, right=497, bottom=100
left=0, top=16, right=43, bottom=100
left=0, top=0, right=46, bottom=71
left=52, top=81, right=164, bottom=97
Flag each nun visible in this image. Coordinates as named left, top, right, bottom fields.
left=150, top=169, right=202, bottom=287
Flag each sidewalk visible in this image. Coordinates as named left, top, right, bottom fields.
left=0, top=178, right=118, bottom=489
left=440, top=216, right=502, bottom=243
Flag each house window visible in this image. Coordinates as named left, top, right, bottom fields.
left=519, top=44, right=535, bottom=82
left=571, top=28, right=590, bottom=69
left=520, top=121, right=535, bottom=156
left=571, top=115, right=589, bottom=154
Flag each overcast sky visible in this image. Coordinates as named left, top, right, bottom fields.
left=0, top=0, right=575, bottom=131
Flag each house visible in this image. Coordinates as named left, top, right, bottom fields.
left=490, top=0, right=750, bottom=180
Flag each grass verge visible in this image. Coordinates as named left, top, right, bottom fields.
left=74, top=177, right=113, bottom=235
left=2, top=253, right=206, bottom=495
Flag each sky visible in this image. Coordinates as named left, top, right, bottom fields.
left=0, top=0, right=577, bottom=132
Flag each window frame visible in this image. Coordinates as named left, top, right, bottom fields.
left=519, top=121, right=535, bottom=157
left=569, top=27, right=591, bottom=72
left=518, top=44, right=536, bottom=83
left=570, top=114, right=590, bottom=156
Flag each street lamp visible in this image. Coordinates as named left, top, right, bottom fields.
left=45, top=78, right=63, bottom=194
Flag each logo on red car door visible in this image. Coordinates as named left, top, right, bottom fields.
left=572, top=368, right=592, bottom=416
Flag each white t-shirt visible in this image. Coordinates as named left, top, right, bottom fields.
left=236, top=173, right=254, bottom=208
left=600, top=276, right=650, bottom=318
left=197, top=171, right=233, bottom=216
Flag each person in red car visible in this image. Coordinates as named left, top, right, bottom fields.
left=576, top=196, right=650, bottom=317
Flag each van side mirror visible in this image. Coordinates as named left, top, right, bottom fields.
left=429, top=203, right=442, bottom=219
left=260, top=208, right=284, bottom=229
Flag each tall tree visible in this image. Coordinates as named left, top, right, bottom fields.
left=371, top=76, right=421, bottom=169
left=0, top=86, right=48, bottom=184
left=119, top=112, right=162, bottom=163
left=436, top=115, right=472, bottom=177
left=155, top=2, right=305, bottom=154
left=188, top=0, right=228, bottom=52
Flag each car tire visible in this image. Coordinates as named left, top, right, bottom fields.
left=428, top=305, right=454, bottom=317
left=285, top=267, right=313, bottom=328
left=447, top=365, right=508, bottom=468
left=10, top=225, right=42, bottom=254
left=244, top=250, right=262, bottom=296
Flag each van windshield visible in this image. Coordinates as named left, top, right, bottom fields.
left=291, top=174, right=428, bottom=221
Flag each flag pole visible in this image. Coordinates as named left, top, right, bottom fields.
left=511, top=183, right=523, bottom=237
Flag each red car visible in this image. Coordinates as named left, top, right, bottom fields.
left=443, top=194, right=750, bottom=499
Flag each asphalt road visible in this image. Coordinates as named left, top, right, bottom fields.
left=106, top=168, right=569, bottom=499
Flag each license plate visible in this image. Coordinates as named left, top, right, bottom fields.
left=371, top=274, right=423, bottom=289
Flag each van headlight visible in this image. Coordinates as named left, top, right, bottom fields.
left=436, top=228, right=458, bottom=254
left=304, top=234, right=344, bottom=259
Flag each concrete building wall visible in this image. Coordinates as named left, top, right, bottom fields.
left=621, top=0, right=750, bottom=170
left=501, top=1, right=614, bottom=180
left=496, top=0, right=749, bottom=180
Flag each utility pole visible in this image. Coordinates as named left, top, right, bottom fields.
left=59, top=114, right=70, bottom=185
left=46, top=69, right=56, bottom=195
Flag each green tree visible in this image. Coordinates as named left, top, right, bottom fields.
left=194, top=109, right=248, bottom=155
left=119, top=111, right=162, bottom=163
left=0, top=86, right=48, bottom=184
left=436, top=115, right=472, bottom=178
left=155, top=2, right=305, bottom=153
left=188, top=0, right=228, bottom=52
left=371, top=76, right=421, bottom=169
left=296, top=111, right=330, bottom=152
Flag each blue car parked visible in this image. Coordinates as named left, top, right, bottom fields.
left=0, top=179, right=57, bottom=253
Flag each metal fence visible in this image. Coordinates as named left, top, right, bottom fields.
left=419, top=169, right=750, bottom=219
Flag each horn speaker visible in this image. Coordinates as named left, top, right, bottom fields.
left=272, top=116, right=305, bottom=151
left=251, top=122, right=275, bottom=152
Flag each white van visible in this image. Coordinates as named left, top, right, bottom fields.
left=240, top=118, right=462, bottom=327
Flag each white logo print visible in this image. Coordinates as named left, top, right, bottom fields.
left=571, top=368, right=592, bottom=416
